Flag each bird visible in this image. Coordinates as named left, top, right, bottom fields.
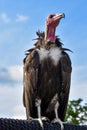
left=23, top=13, right=72, bottom=130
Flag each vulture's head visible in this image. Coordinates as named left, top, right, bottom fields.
left=45, top=13, right=65, bottom=43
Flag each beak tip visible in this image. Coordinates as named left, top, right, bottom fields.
left=63, top=13, right=65, bottom=18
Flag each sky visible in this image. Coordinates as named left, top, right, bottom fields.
left=0, top=0, right=87, bottom=120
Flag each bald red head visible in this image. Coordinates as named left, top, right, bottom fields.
left=45, top=13, right=65, bottom=43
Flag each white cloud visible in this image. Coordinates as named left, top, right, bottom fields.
left=13, top=105, right=26, bottom=119
left=0, top=13, right=29, bottom=23
left=0, top=84, right=26, bottom=119
left=8, top=65, right=23, bottom=81
left=0, top=65, right=24, bottom=118
left=69, top=65, right=87, bottom=101
left=0, top=13, right=11, bottom=23
left=70, top=81, right=87, bottom=100
left=0, top=65, right=23, bottom=83
left=16, top=14, right=29, bottom=22
left=0, top=65, right=25, bottom=119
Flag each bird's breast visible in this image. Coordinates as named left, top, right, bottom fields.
left=36, top=47, right=62, bottom=65
left=36, top=47, right=62, bottom=99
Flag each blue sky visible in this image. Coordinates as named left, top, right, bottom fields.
left=0, top=0, right=87, bottom=120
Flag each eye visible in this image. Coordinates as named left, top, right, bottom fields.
left=49, top=15, right=54, bottom=18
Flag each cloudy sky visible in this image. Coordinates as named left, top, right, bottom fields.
left=0, top=0, right=87, bottom=119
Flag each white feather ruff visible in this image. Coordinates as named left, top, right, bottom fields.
left=36, top=47, right=62, bottom=65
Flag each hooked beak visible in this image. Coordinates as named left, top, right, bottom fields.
left=54, top=13, right=65, bottom=21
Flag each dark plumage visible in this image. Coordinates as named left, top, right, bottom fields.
left=23, top=13, right=72, bottom=127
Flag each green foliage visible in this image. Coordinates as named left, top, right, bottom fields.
left=65, top=98, right=87, bottom=125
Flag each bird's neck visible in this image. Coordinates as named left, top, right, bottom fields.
left=45, top=25, right=56, bottom=43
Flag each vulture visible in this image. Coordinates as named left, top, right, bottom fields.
left=23, top=13, right=72, bottom=130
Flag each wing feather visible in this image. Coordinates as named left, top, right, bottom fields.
left=23, top=50, right=40, bottom=119
left=58, top=52, right=72, bottom=121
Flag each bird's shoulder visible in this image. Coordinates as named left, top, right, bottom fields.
left=60, top=51, right=72, bottom=73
